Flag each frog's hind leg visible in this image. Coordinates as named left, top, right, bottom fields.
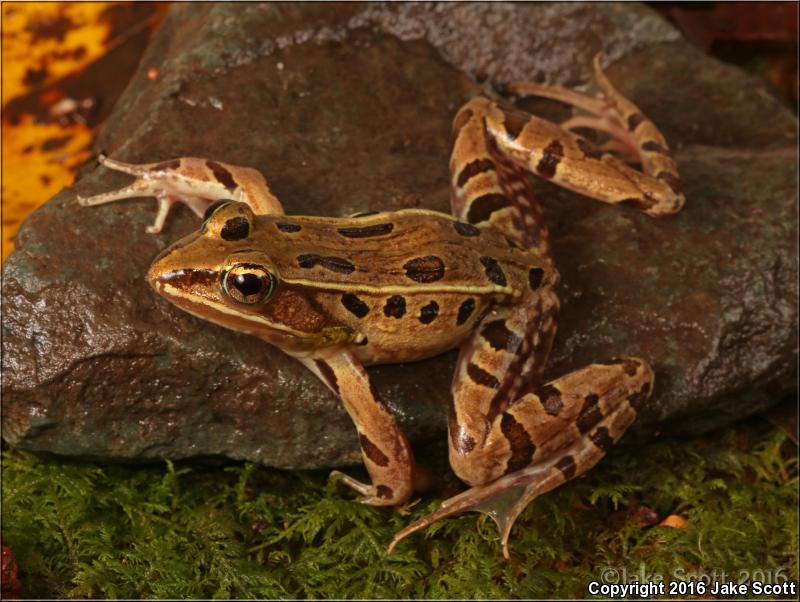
left=77, top=154, right=284, bottom=232
left=491, top=53, right=684, bottom=217
left=388, top=355, right=653, bottom=558
left=449, top=101, right=551, bottom=256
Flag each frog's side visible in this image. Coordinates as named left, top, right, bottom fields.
left=78, top=55, right=684, bottom=558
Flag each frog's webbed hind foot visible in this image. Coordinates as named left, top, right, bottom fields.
left=505, top=53, right=640, bottom=163
left=77, top=154, right=284, bottom=232
left=390, top=358, right=654, bottom=559
left=388, top=395, right=637, bottom=559
left=503, top=52, right=684, bottom=216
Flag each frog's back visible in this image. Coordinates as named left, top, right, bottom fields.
left=255, top=209, right=551, bottom=296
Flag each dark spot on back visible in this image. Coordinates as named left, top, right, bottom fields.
left=403, top=256, right=445, bottom=283
left=467, top=363, right=500, bottom=389
left=453, top=221, right=481, bottom=237
left=537, top=384, right=563, bottom=416
left=206, top=160, right=237, bottom=192
left=555, top=455, right=577, bottom=480
left=419, top=301, right=439, bottom=324
left=536, top=140, right=564, bottom=179
left=151, top=159, right=181, bottom=172
left=456, top=158, right=495, bottom=188
left=502, top=108, right=530, bottom=141
left=457, top=298, right=476, bottom=325
left=276, top=222, right=302, bottom=233
left=479, top=256, right=507, bottom=287
left=297, top=254, right=356, bottom=274
left=641, top=140, right=668, bottom=154
left=337, top=223, right=394, bottom=238
left=314, top=359, right=339, bottom=394
left=466, top=193, right=512, bottom=224
left=501, top=413, right=535, bottom=473
left=529, top=267, right=544, bottom=290
left=627, top=113, right=645, bottom=131
left=590, top=426, right=615, bottom=452
left=481, top=319, right=521, bottom=353
left=341, top=293, right=369, bottom=318
left=359, top=434, right=389, bottom=467
left=383, top=295, right=406, bottom=318
left=220, top=216, right=250, bottom=241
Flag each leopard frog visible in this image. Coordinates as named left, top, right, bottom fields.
left=78, top=54, right=683, bottom=558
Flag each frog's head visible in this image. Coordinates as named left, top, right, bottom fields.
left=147, top=200, right=281, bottom=337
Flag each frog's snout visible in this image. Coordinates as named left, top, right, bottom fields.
left=147, top=244, right=175, bottom=292
left=146, top=236, right=193, bottom=293
left=146, top=232, right=221, bottom=302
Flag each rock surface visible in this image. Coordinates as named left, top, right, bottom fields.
left=3, top=2, right=797, bottom=468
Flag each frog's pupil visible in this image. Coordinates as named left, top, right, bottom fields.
left=234, top=272, right=263, bottom=297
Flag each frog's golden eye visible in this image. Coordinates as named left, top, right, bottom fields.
left=222, top=263, right=275, bottom=305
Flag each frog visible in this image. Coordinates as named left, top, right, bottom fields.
left=78, top=54, right=684, bottom=558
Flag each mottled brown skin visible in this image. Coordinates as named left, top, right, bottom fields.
left=78, top=54, right=683, bottom=559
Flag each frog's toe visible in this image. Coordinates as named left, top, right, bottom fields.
left=330, top=470, right=399, bottom=506
left=330, top=469, right=371, bottom=496
left=355, top=494, right=396, bottom=507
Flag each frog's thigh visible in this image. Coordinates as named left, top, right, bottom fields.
left=78, top=155, right=284, bottom=232
left=449, top=100, right=550, bottom=255
left=301, top=351, right=415, bottom=506
left=451, top=329, right=653, bottom=486
left=449, top=296, right=559, bottom=485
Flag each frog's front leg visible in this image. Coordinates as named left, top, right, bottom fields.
left=77, top=155, right=284, bottom=232
left=300, top=351, right=415, bottom=506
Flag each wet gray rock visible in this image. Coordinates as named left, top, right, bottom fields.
left=3, top=2, right=797, bottom=468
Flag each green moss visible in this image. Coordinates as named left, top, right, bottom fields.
left=2, top=421, right=797, bottom=599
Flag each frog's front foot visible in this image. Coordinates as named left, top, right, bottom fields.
left=78, top=154, right=285, bottom=233
left=77, top=155, right=225, bottom=234
left=330, top=470, right=402, bottom=506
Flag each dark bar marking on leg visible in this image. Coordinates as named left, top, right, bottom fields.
left=206, top=160, right=237, bottom=192
left=501, top=413, right=536, bottom=473
left=359, top=434, right=390, bottom=467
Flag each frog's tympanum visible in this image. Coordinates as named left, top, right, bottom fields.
left=79, top=56, right=684, bottom=557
